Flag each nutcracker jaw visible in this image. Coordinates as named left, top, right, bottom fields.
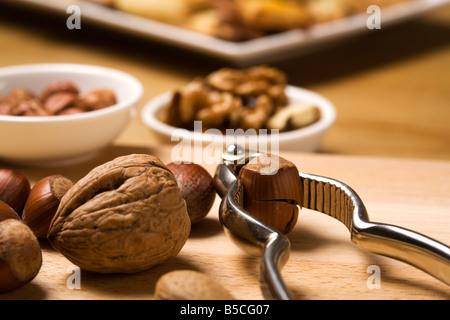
left=214, top=145, right=293, bottom=300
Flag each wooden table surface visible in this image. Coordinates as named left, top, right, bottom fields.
left=0, top=2, right=449, bottom=300
left=0, top=146, right=448, bottom=300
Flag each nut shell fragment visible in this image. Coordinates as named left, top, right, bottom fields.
left=47, top=154, right=191, bottom=274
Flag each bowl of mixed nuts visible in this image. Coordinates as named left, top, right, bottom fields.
left=0, top=63, right=143, bottom=166
left=141, top=66, right=336, bottom=155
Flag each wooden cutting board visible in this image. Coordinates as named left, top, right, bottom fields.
left=1, top=145, right=449, bottom=300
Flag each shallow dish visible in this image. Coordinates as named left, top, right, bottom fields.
left=0, top=63, right=143, bottom=166
left=141, top=85, right=336, bottom=162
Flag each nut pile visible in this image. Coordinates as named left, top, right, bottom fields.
left=0, top=155, right=220, bottom=293
left=0, top=168, right=49, bottom=293
left=0, top=81, right=117, bottom=116
left=0, top=152, right=307, bottom=297
left=158, top=65, right=320, bottom=133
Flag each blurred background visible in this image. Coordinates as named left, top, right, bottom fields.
left=1, top=0, right=449, bottom=161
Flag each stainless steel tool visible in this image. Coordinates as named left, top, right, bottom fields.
left=213, top=145, right=450, bottom=300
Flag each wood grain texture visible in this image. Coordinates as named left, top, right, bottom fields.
left=1, top=145, right=449, bottom=300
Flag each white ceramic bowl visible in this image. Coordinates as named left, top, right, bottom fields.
left=141, top=85, right=336, bottom=159
left=0, top=63, right=143, bottom=166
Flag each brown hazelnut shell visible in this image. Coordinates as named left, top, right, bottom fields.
left=81, top=88, right=117, bottom=111
left=0, top=219, right=42, bottom=292
left=0, top=200, right=21, bottom=222
left=238, top=154, right=303, bottom=234
left=22, top=175, right=73, bottom=238
left=166, top=162, right=216, bottom=224
left=40, top=80, right=79, bottom=103
left=0, top=169, right=30, bottom=217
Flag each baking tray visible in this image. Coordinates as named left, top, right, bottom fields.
left=5, top=0, right=450, bottom=65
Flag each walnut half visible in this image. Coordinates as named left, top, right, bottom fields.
left=47, top=154, right=191, bottom=274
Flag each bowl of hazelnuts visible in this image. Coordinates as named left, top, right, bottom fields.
left=0, top=63, right=142, bottom=166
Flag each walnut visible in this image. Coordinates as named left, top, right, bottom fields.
left=160, top=66, right=290, bottom=131
left=206, top=68, right=243, bottom=93
left=47, top=154, right=191, bottom=274
left=178, top=78, right=209, bottom=124
left=205, top=65, right=286, bottom=96
left=196, top=91, right=241, bottom=128
left=159, top=65, right=320, bottom=133
left=239, top=94, right=275, bottom=131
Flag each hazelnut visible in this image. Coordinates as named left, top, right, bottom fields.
left=43, top=92, right=79, bottom=115
left=7, top=88, right=35, bottom=106
left=40, top=80, right=79, bottom=103
left=2, top=82, right=118, bottom=117
left=166, top=162, right=216, bottom=224
left=81, top=89, right=117, bottom=111
left=0, top=169, right=31, bottom=217
left=0, top=200, right=21, bottom=222
left=12, top=98, right=49, bottom=117
left=0, top=219, right=42, bottom=292
left=22, top=175, right=73, bottom=238
left=238, top=154, right=303, bottom=234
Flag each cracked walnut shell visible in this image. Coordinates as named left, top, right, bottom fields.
left=47, top=154, right=191, bottom=274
